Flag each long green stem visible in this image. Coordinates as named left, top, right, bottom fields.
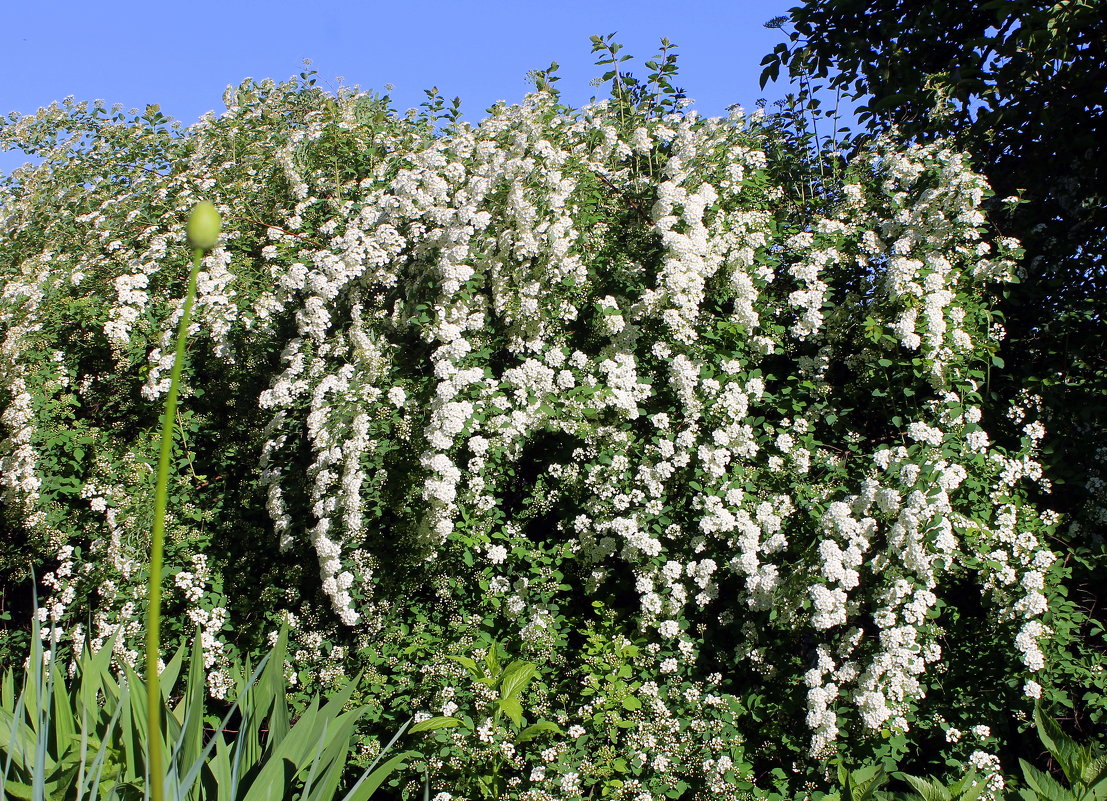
left=145, top=245, right=204, bottom=801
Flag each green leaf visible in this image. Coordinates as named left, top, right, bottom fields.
left=1021, top=760, right=1080, bottom=801
left=517, top=721, right=562, bottom=743
left=409, top=716, right=463, bottom=733
left=498, top=697, right=523, bottom=728
left=499, top=661, right=537, bottom=701
left=0, top=778, right=33, bottom=799
left=341, top=750, right=419, bottom=801
left=902, top=773, right=952, bottom=801
left=1081, top=756, right=1107, bottom=790
left=1035, top=707, right=1088, bottom=785
left=446, top=655, right=481, bottom=680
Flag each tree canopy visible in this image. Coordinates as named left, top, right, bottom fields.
left=763, top=7, right=1107, bottom=732
left=761, top=0, right=1107, bottom=409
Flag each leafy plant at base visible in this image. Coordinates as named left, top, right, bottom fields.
left=1, top=617, right=415, bottom=800
left=1, top=607, right=128, bottom=801
left=1018, top=706, right=1107, bottom=801
left=897, top=769, right=985, bottom=801
left=410, top=642, right=561, bottom=799
left=1, top=200, right=415, bottom=801
left=824, top=764, right=895, bottom=801
left=572, top=607, right=645, bottom=798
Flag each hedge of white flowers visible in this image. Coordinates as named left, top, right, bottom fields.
left=0, top=62, right=1075, bottom=799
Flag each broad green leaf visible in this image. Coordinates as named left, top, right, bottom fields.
left=484, top=646, right=501, bottom=679
left=1036, top=707, right=1088, bottom=786
left=1086, top=755, right=1107, bottom=784
left=409, top=716, right=463, bottom=733
left=516, top=721, right=562, bottom=743
left=446, top=656, right=481, bottom=680
left=1021, top=760, right=1080, bottom=801
left=620, top=695, right=642, bottom=711
left=902, top=773, right=952, bottom=801
left=498, top=697, right=523, bottom=728
left=499, top=661, right=537, bottom=701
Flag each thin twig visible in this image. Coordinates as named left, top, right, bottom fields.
left=593, top=171, right=652, bottom=225
left=227, top=214, right=325, bottom=248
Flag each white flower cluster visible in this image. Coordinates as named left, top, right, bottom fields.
left=0, top=379, right=41, bottom=515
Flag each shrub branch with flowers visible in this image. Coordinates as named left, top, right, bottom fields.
left=0, top=48, right=1096, bottom=800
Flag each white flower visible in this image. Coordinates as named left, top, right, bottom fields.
left=907, top=421, right=944, bottom=446
left=560, top=772, right=580, bottom=793
left=658, top=619, right=680, bottom=639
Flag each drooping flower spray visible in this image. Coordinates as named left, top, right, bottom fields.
left=144, top=201, right=221, bottom=801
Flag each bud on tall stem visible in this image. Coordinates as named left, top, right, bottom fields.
left=145, top=202, right=220, bottom=801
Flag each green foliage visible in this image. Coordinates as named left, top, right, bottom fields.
left=1019, top=706, right=1107, bottom=801
left=898, top=769, right=985, bottom=801
left=825, top=764, right=895, bottom=801
left=409, top=642, right=560, bottom=799
left=0, top=620, right=414, bottom=800
left=575, top=611, right=645, bottom=797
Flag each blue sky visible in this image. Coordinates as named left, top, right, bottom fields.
left=1, top=0, right=807, bottom=176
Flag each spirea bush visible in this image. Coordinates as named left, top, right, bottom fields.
left=0, top=54, right=1092, bottom=799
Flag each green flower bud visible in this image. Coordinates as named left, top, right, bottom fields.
left=186, top=201, right=222, bottom=251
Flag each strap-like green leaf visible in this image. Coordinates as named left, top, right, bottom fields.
left=175, top=653, right=270, bottom=799
left=167, top=636, right=206, bottom=786
left=306, top=712, right=371, bottom=801
left=341, top=750, right=419, bottom=801
left=83, top=696, right=125, bottom=801
left=1, top=776, right=33, bottom=799
left=159, top=640, right=187, bottom=703
left=120, top=667, right=150, bottom=787
left=2, top=668, right=14, bottom=712
left=259, top=627, right=291, bottom=746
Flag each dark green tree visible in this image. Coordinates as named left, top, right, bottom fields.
left=761, top=0, right=1107, bottom=735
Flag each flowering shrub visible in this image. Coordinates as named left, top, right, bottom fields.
left=0, top=52, right=1094, bottom=798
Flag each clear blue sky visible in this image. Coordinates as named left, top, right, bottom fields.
left=1, top=0, right=804, bottom=176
